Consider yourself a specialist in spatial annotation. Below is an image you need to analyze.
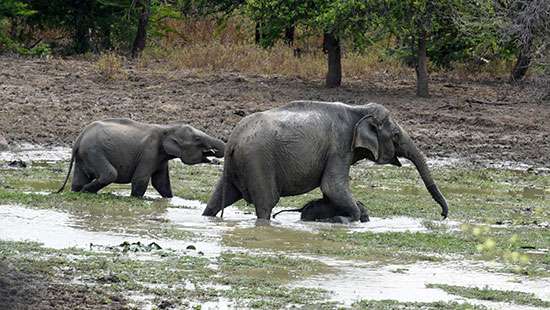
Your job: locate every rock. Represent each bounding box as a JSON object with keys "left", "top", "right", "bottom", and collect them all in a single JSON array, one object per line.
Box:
[
  {"left": 0, "top": 134, "right": 7, "bottom": 151},
  {"left": 8, "top": 160, "right": 27, "bottom": 168},
  {"left": 158, "top": 300, "right": 174, "bottom": 309},
  {"left": 233, "top": 109, "right": 246, "bottom": 117},
  {"left": 97, "top": 273, "right": 121, "bottom": 283},
  {"left": 186, "top": 245, "right": 196, "bottom": 250}
]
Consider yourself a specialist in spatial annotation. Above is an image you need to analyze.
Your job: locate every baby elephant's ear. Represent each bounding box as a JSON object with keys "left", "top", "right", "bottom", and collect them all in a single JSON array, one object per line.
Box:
[
  {"left": 352, "top": 116, "right": 379, "bottom": 161},
  {"left": 162, "top": 136, "right": 182, "bottom": 157}
]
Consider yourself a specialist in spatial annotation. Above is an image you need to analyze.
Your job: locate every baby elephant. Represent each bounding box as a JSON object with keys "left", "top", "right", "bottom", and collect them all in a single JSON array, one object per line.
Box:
[
  {"left": 272, "top": 197, "right": 370, "bottom": 223},
  {"left": 57, "top": 118, "right": 225, "bottom": 197}
]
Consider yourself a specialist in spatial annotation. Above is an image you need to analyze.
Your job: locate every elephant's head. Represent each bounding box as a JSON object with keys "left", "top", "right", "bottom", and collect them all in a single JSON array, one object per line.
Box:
[
  {"left": 353, "top": 103, "right": 449, "bottom": 219},
  {"left": 162, "top": 125, "right": 225, "bottom": 165}
]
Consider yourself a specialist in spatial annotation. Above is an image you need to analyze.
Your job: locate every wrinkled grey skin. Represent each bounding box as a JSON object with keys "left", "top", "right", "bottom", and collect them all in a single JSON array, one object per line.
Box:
[
  {"left": 202, "top": 101, "right": 448, "bottom": 222},
  {"left": 57, "top": 118, "right": 224, "bottom": 197},
  {"left": 272, "top": 198, "right": 370, "bottom": 223}
]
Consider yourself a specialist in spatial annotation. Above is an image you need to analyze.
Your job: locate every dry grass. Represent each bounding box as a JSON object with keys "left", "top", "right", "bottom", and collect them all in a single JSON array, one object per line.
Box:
[
  {"left": 139, "top": 16, "right": 528, "bottom": 84},
  {"left": 95, "top": 52, "right": 127, "bottom": 80},
  {"left": 138, "top": 42, "right": 411, "bottom": 82},
  {"left": 139, "top": 15, "right": 411, "bottom": 80}
]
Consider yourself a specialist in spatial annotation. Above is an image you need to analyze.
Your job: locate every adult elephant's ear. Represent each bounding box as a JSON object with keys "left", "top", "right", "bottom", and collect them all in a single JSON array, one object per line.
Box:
[
  {"left": 163, "top": 136, "right": 183, "bottom": 157},
  {"left": 352, "top": 115, "right": 379, "bottom": 161}
]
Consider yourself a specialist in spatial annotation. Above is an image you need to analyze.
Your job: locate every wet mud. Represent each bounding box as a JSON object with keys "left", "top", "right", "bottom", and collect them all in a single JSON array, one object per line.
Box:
[
  {"left": 0, "top": 56, "right": 549, "bottom": 167},
  {"left": 0, "top": 262, "right": 126, "bottom": 309}
]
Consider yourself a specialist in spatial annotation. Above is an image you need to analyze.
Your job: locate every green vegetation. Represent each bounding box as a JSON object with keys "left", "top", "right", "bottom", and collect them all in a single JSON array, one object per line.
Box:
[
  {"left": 352, "top": 299, "right": 486, "bottom": 310},
  {"left": 426, "top": 284, "right": 550, "bottom": 308},
  {"left": 0, "top": 239, "right": 331, "bottom": 308},
  {"left": 1, "top": 0, "right": 548, "bottom": 90},
  {"left": 0, "top": 160, "right": 548, "bottom": 307}
]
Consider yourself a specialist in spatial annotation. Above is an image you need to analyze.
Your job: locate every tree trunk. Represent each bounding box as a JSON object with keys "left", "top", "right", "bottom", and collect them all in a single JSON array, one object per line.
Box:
[
  {"left": 100, "top": 24, "right": 112, "bottom": 51},
  {"left": 9, "top": 18, "right": 18, "bottom": 40},
  {"left": 323, "top": 32, "right": 342, "bottom": 88},
  {"left": 73, "top": 0, "right": 91, "bottom": 54},
  {"left": 415, "top": 29, "right": 429, "bottom": 97},
  {"left": 284, "top": 26, "right": 294, "bottom": 46},
  {"left": 510, "top": 37, "right": 533, "bottom": 82},
  {"left": 255, "top": 22, "right": 261, "bottom": 45},
  {"left": 131, "top": 0, "right": 151, "bottom": 58}
]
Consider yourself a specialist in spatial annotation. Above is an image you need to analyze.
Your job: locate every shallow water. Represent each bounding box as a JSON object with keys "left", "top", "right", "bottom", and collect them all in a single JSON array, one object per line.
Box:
[
  {"left": 293, "top": 260, "right": 550, "bottom": 309},
  {"left": 1, "top": 198, "right": 549, "bottom": 309},
  {"left": 1, "top": 144, "right": 548, "bottom": 309},
  {"left": 2, "top": 144, "right": 547, "bottom": 174},
  {"left": 0, "top": 204, "right": 209, "bottom": 253},
  {"left": 0, "top": 143, "right": 71, "bottom": 162}
]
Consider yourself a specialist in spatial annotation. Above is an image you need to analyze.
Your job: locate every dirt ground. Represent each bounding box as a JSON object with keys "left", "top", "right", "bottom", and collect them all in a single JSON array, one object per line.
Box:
[
  {"left": 0, "top": 56, "right": 548, "bottom": 166},
  {"left": 0, "top": 262, "right": 126, "bottom": 309}
]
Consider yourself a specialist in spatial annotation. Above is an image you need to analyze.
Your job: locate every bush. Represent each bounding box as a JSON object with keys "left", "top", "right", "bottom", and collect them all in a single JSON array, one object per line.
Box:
[{"left": 96, "top": 52, "right": 127, "bottom": 80}]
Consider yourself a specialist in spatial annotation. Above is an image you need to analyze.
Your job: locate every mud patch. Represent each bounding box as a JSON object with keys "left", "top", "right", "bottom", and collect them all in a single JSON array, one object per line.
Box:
[{"left": 0, "top": 261, "right": 126, "bottom": 309}]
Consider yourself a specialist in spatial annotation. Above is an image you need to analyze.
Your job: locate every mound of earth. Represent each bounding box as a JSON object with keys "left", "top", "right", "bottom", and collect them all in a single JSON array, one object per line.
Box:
[{"left": 0, "top": 262, "right": 126, "bottom": 309}]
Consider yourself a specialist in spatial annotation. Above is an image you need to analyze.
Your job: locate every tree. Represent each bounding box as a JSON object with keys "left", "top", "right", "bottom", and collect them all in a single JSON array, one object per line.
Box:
[
  {"left": 500, "top": 0, "right": 550, "bottom": 81},
  {"left": 386, "top": 0, "right": 474, "bottom": 97},
  {"left": 0, "top": 0, "right": 35, "bottom": 52},
  {"left": 132, "top": 0, "right": 152, "bottom": 57},
  {"left": 246, "top": 0, "right": 378, "bottom": 87}
]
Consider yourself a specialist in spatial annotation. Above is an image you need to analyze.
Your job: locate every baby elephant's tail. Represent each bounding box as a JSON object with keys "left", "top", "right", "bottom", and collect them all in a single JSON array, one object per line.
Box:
[
  {"left": 56, "top": 149, "right": 76, "bottom": 193},
  {"left": 272, "top": 207, "right": 305, "bottom": 219}
]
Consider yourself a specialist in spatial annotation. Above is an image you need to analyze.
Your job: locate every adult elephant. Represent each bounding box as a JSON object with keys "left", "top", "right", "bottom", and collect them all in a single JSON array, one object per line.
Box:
[
  {"left": 202, "top": 101, "right": 448, "bottom": 222},
  {"left": 57, "top": 118, "right": 225, "bottom": 198}
]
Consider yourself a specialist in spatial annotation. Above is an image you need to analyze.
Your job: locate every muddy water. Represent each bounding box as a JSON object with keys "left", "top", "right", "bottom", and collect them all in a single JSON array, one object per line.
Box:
[
  {"left": 2, "top": 143, "right": 546, "bottom": 174},
  {"left": 0, "top": 204, "right": 215, "bottom": 254},
  {"left": 0, "top": 143, "right": 71, "bottom": 162},
  {"left": 293, "top": 259, "right": 550, "bottom": 308},
  {"left": 1, "top": 145, "right": 549, "bottom": 309},
  {"left": 1, "top": 199, "right": 550, "bottom": 309}
]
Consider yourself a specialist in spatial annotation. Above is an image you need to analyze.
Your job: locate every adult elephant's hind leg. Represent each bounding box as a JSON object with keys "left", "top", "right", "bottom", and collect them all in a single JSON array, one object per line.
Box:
[
  {"left": 81, "top": 156, "right": 117, "bottom": 194},
  {"left": 203, "top": 177, "right": 242, "bottom": 216},
  {"left": 248, "top": 174, "right": 279, "bottom": 220},
  {"left": 71, "top": 162, "right": 91, "bottom": 192}
]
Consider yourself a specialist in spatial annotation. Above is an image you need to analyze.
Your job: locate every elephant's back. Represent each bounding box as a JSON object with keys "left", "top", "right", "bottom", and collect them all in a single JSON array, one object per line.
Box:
[{"left": 75, "top": 120, "right": 152, "bottom": 180}]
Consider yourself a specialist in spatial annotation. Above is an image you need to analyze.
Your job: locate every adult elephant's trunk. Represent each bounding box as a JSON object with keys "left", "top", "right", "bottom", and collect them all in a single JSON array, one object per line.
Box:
[{"left": 401, "top": 135, "right": 448, "bottom": 219}]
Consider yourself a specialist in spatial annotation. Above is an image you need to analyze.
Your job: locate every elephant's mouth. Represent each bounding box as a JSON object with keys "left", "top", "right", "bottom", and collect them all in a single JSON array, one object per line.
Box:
[
  {"left": 201, "top": 149, "right": 218, "bottom": 163},
  {"left": 375, "top": 156, "right": 402, "bottom": 167}
]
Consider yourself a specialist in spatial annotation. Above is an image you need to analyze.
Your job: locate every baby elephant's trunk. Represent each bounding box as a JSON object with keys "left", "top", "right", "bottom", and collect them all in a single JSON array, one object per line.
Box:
[{"left": 209, "top": 138, "right": 225, "bottom": 157}]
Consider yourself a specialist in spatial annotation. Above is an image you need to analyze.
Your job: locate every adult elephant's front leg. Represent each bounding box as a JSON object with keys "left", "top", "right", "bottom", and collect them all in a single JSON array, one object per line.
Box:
[
  {"left": 131, "top": 177, "right": 150, "bottom": 197},
  {"left": 320, "top": 158, "right": 361, "bottom": 222},
  {"left": 152, "top": 162, "right": 173, "bottom": 198}
]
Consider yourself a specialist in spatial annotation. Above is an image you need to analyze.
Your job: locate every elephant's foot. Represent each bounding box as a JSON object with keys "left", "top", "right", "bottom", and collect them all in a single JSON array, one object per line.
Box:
[
  {"left": 202, "top": 203, "right": 223, "bottom": 216},
  {"left": 357, "top": 201, "right": 370, "bottom": 222}
]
